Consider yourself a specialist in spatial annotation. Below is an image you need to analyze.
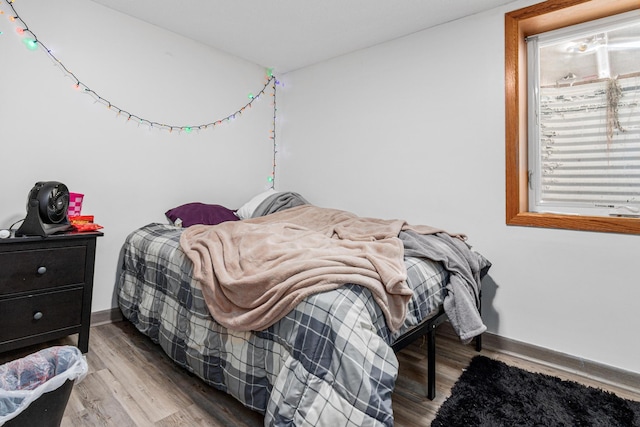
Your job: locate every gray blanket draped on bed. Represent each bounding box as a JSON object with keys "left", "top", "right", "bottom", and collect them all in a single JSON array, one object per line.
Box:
[{"left": 400, "top": 230, "right": 486, "bottom": 342}]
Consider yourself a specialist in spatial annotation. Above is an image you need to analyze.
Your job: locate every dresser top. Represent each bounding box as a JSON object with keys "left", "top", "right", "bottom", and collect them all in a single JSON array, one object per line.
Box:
[{"left": 0, "top": 230, "right": 103, "bottom": 245}]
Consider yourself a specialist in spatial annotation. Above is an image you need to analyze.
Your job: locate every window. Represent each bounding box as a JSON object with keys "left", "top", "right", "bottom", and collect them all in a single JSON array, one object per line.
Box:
[
  {"left": 529, "top": 12, "right": 640, "bottom": 216},
  {"left": 505, "top": 0, "right": 640, "bottom": 234}
]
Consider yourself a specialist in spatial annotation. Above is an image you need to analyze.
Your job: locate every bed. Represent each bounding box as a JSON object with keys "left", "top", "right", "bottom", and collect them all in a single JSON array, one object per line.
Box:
[{"left": 116, "top": 191, "right": 490, "bottom": 426}]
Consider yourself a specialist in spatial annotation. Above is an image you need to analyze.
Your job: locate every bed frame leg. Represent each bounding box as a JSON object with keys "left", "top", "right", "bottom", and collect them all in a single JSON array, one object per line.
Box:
[
  {"left": 427, "top": 327, "right": 436, "bottom": 400},
  {"left": 475, "top": 334, "right": 482, "bottom": 352},
  {"left": 475, "top": 289, "right": 483, "bottom": 352},
  {"left": 391, "top": 309, "right": 446, "bottom": 401}
]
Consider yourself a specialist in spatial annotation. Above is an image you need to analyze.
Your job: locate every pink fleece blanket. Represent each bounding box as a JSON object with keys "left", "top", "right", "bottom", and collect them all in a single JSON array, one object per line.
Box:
[{"left": 180, "top": 205, "right": 446, "bottom": 332}]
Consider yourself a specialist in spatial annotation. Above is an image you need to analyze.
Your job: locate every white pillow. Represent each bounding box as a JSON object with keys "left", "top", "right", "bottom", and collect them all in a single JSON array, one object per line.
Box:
[{"left": 236, "top": 189, "right": 277, "bottom": 219}]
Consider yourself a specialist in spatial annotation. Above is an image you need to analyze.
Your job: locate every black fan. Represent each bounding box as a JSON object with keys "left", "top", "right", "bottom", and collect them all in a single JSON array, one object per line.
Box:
[{"left": 15, "top": 181, "right": 73, "bottom": 237}]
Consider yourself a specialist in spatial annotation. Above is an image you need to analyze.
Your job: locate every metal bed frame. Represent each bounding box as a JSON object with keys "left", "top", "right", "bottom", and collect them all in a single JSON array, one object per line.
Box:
[{"left": 391, "top": 295, "right": 483, "bottom": 400}]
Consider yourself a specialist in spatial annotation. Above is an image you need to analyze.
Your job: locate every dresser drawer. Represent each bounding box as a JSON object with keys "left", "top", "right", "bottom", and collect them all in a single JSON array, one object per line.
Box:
[
  {"left": 0, "top": 246, "right": 86, "bottom": 295},
  {"left": 0, "top": 287, "right": 84, "bottom": 343}
]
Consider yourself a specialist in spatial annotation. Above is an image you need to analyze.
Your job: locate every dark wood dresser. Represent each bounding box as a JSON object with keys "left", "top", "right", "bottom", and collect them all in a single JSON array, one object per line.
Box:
[{"left": 0, "top": 231, "right": 102, "bottom": 353}]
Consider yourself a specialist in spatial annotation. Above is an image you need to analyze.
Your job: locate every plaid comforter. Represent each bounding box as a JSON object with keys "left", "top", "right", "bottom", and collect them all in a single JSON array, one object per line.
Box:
[{"left": 117, "top": 223, "right": 448, "bottom": 426}]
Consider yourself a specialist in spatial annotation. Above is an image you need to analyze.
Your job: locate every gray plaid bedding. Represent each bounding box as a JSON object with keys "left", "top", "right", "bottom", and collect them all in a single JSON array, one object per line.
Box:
[{"left": 116, "top": 223, "right": 448, "bottom": 426}]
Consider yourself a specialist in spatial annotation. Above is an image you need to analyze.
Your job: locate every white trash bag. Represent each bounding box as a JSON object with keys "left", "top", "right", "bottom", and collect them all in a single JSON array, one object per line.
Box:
[{"left": 0, "top": 346, "right": 88, "bottom": 426}]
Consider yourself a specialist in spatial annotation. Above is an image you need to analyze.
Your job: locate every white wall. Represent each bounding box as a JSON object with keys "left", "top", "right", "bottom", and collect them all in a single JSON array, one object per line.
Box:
[
  {"left": 0, "top": 0, "right": 274, "bottom": 312},
  {"left": 3, "top": 0, "right": 637, "bottom": 377},
  {"left": 278, "top": 2, "right": 640, "bottom": 374}
]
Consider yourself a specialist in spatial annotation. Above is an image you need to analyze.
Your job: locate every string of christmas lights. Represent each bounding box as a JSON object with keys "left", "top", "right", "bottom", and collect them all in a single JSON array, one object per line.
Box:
[
  {"left": 1, "top": 0, "right": 279, "bottom": 187},
  {"left": 269, "top": 80, "right": 278, "bottom": 185}
]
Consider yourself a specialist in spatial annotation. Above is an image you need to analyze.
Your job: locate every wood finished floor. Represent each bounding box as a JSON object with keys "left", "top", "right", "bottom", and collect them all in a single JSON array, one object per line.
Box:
[{"left": 2, "top": 321, "right": 639, "bottom": 426}]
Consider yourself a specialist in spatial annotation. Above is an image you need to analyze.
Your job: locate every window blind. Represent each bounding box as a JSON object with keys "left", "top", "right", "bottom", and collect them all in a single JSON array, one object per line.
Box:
[{"left": 535, "top": 75, "right": 640, "bottom": 210}]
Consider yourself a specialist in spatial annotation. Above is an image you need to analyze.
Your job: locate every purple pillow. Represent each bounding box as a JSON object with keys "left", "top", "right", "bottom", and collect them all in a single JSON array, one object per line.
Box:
[{"left": 165, "top": 203, "right": 239, "bottom": 227}]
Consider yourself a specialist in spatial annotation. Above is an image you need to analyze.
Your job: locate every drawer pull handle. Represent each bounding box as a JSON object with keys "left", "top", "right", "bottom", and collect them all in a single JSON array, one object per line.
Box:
[
  {"left": 37, "top": 266, "right": 47, "bottom": 275},
  {"left": 33, "top": 311, "right": 43, "bottom": 320}
]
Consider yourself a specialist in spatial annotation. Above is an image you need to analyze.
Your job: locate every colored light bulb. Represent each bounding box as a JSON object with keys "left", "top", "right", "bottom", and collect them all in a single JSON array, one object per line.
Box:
[{"left": 22, "top": 38, "right": 37, "bottom": 50}]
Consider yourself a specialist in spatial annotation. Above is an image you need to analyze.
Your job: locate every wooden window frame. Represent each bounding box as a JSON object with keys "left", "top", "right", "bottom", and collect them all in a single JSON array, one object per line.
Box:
[{"left": 505, "top": 0, "right": 640, "bottom": 234}]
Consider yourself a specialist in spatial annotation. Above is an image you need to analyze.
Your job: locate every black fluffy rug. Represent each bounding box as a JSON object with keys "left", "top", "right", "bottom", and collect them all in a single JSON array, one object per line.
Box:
[{"left": 432, "top": 355, "right": 640, "bottom": 427}]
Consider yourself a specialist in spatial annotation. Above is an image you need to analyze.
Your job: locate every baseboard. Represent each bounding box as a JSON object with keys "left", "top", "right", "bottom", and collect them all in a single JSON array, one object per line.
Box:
[
  {"left": 90, "top": 308, "right": 123, "bottom": 326},
  {"left": 438, "top": 323, "right": 640, "bottom": 395}
]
